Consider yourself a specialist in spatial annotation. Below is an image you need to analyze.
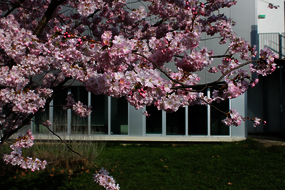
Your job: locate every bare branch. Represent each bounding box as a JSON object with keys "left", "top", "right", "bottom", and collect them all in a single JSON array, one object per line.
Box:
[
  {"left": 42, "top": 123, "right": 98, "bottom": 170},
  {"left": 198, "top": 97, "right": 228, "bottom": 115}
]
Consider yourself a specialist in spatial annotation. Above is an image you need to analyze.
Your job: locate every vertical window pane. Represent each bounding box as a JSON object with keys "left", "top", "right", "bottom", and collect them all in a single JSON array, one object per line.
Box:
[
  {"left": 188, "top": 105, "right": 207, "bottom": 135},
  {"left": 188, "top": 89, "right": 208, "bottom": 135},
  {"left": 91, "top": 94, "right": 108, "bottom": 134},
  {"left": 53, "top": 88, "right": 68, "bottom": 133},
  {"left": 211, "top": 99, "right": 230, "bottom": 136},
  {"left": 71, "top": 86, "right": 88, "bottom": 134},
  {"left": 111, "top": 97, "right": 128, "bottom": 135},
  {"left": 146, "top": 105, "right": 162, "bottom": 134},
  {"left": 33, "top": 106, "right": 49, "bottom": 134},
  {"left": 166, "top": 107, "right": 185, "bottom": 135}
]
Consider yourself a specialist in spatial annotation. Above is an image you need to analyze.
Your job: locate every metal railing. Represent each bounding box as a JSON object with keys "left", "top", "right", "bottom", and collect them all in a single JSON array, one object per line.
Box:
[{"left": 259, "top": 33, "right": 285, "bottom": 58}]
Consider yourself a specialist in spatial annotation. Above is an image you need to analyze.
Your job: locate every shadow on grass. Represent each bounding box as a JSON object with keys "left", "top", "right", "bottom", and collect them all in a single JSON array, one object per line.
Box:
[
  {"left": 0, "top": 165, "right": 101, "bottom": 190},
  {"left": 2, "top": 172, "right": 66, "bottom": 190}
]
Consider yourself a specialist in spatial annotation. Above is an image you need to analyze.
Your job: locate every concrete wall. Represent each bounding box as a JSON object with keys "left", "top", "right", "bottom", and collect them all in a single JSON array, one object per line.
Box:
[{"left": 257, "top": 0, "right": 284, "bottom": 34}]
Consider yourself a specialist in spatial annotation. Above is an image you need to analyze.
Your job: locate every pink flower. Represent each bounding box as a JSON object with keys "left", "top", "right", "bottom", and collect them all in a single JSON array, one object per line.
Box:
[
  {"left": 222, "top": 109, "right": 243, "bottom": 127},
  {"left": 3, "top": 129, "right": 47, "bottom": 171},
  {"left": 253, "top": 117, "right": 261, "bottom": 127},
  {"left": 93, "top": 168, "right": 120, "bottom": 190},
  {"left": 142, "top": 111, "right": 150, "bottom": 117}
]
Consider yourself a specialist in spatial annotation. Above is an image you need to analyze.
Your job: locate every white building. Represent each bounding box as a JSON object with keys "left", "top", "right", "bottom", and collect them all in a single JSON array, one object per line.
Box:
[{"left": 22, "top": 0, "right": 285, "bottom": 141}]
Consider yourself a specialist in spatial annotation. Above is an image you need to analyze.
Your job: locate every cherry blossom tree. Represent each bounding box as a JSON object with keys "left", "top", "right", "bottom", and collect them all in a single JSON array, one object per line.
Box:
[{"left": 0, "top": 0, "right": 278, "bottom": 188}]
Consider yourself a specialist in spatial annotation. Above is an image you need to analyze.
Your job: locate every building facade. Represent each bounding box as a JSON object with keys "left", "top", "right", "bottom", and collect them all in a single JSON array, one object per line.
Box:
[{"left": 17, "top": 0, "right": 284, "bottom": 141}]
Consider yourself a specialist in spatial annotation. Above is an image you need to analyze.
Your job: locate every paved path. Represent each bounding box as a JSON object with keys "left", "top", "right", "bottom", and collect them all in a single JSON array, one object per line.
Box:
[{"left": 249, "top": 135, "right": 285, "bottom": 147}]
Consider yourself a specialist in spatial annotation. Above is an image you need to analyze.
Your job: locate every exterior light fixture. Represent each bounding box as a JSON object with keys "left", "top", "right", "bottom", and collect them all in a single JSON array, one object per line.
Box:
[{"left": 258, "top": 15, "right": 266, "bottom": 19}]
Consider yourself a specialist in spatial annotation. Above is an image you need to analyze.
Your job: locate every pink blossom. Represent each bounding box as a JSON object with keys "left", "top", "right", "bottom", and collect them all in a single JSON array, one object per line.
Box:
[
  {"left": 222, "top": 109, "right": 243, "bottom": 126},
  {"left": 3, "top": 129, "right": 47, "bottom": 171},
  {"left": 142, "top": 111, "right": 150, "bottom": 117},
  {"left": 93, "top": 168, "right": 120, "bottom": 190}
]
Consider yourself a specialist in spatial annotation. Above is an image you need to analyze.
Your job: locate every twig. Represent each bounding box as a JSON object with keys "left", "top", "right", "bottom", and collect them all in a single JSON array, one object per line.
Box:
[
  {"left": 124, "top": 62, "right": 138, "bottom": 74},
  {"left": 45, "top": 125, "right": 98, "bottom": 170},
  {"left": 198, "top": 97, "right": 228, "bottom": 115},
  {"left": 31, "top": 119, "right": 99, "bottom": 170}
]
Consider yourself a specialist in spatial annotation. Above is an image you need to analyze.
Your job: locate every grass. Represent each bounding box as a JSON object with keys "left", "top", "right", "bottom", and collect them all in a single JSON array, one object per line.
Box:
[{"left": 1, "top": 138, "right": 285, "bottom": 190}]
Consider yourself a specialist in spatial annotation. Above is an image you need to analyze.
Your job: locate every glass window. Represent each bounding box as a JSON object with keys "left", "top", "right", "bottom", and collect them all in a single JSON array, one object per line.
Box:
[
  {"left": 91, "top": 94, "right": 108, "bottom": 134},
  {"left": 188, "top": 105, "right": 208, "bottom": 135},
  {"left": 210, "top": 91, "right": 230, "bottom": 135},
  {"left": 71, "top": 86, "right": 88, "bottom": 134},
  {"left": 33, "top": 106, "right": 49, "bottom": 134},
  {"left": 111, "top": 97, "right": 128, "bottom": 135},
  {"left": 53, "top": 88, "right": 68, "bottom": 133},
  {"left": 166, "top": 107, "right": 185, "bottom": 135},
  {"left": 188, "top": 89, "right": 208, "bottom": 135},
  {"left": 146, "top": 105, "right": 162, "bottom": 134}
]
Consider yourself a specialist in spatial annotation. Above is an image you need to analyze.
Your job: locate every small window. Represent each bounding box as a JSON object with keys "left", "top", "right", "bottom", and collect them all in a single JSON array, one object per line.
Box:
[
  {"left": 188, "top": 105, "right": 207, "bottom": 135},
  {"left": 53, "top": 88, "right": 68, "bottom": 133},
  {"left": 188, "top": 89, "right": 208, "bottom": 135},
  {"left": 210, "top": 89, "right": 230, "bottom": 135},
  {"left": 33, "top": 106, "right": 49, "bottom": 134},
  {"left": 111, "top": 97, "right": 128, "bottom": 135},
  {"left": 166, "top": 107, "right": 185, "bottom": 135},
  {"left": 146, "top": 105, "right": 162, "bottom": 134},
  {"left": 91, "top": 94, "right": 108, "bottom": 134}
]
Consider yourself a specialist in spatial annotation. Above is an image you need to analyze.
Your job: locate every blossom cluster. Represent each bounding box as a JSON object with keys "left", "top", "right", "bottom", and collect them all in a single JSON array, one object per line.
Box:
[
  {"left": 3, "top": 129, "right": 47, "bottom": 171},
  {"left": 129, "top": 6, "right": 148, "bottom": 20},
  {"left": 222, "top": 109, "right": 243, "bottom": 127},
  {"left": 77, "top": 0, "right": 105, "bottom": 17},
  {"left": 250, "top": 47, "right": 278, "bottom": 76},
  {"left": 63, "top": 94, "right": 92, "bottom": 117},
  {"left": 93, "top": 167, "right": 120, "bottom": 190},
  {"left": 176, "top": 48, "right": 214, "bottom": 72}
]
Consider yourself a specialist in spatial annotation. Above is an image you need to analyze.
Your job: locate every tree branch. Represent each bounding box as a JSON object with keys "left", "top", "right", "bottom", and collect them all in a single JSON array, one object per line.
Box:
[
  {"left": 41, "top": 123, "right": 98, "bottom": 170},
  {"left": 72, "top": 8, "right": 101, "bottom": 30},
  {"left": 198, "top": 97, "right": 228, "bottom": 115},
  {"left": 33, "top": 0, "right": 66, "bottom": 37},
  {"left": 3, "top": 0, "right": 26, "bottom": 17}
]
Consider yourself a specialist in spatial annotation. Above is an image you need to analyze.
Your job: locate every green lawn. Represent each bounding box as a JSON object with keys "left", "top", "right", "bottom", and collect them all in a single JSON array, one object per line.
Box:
[{"left": 1, "top": 138, "right": 285, "bottom": 190}]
